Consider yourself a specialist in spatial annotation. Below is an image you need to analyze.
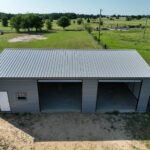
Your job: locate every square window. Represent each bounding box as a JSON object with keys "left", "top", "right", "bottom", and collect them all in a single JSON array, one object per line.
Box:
[{"left": 16, "top": 92, "right": 27, "bottom": 100}]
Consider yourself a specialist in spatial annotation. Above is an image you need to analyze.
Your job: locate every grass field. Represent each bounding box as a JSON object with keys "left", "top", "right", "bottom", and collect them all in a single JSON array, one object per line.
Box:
[
  {"left": 1, "top": 18, "right": 150, "bottom": 64},
  {"left": 0, "top": 18, "right": 150, "bottom": 62},
  {"left": 0, "top": 31, "right": 101, "bottom": 52},
  {"left": 92, "top": 28, "right": 150, "bottom": 64},
  {"left": 89, "top": 17, "right": 150, "bottom": 28}
]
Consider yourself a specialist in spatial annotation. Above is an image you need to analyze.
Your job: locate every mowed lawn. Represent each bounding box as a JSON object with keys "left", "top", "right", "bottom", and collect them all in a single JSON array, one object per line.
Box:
[
  {"left": 0, "top": 18, "right": 150, "bottom": 62},
  {"left": 0, "top": 31, "right": 101, "bottom": 52},
  {"left": 92, "top": 28, "right": 150, "bottom": 65}
]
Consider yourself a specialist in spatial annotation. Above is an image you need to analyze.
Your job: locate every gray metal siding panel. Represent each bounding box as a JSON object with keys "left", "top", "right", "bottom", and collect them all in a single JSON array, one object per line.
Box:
[
  {"left": 126, "top": 82, "right": 141, "bottom": 99},
  {"left": 1, "top": 49, "right": 150, "bottom": 78},
  {"left": 133, "top": 82, "right": 141, "bottom": 99},
  {"left": 82, "top": 79, "right": 98, "bottom": 112},
  {"left": 137, "top": 79, "right": 150, "bottom": 112},
  {"left": 0, "top": 80, "right": 39, "bottom": 112}
]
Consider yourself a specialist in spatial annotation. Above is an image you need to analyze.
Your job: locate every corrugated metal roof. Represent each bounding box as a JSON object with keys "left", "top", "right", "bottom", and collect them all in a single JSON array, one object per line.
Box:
[{"left": 0, "top": 48, "right": 150, "bottom": 79}]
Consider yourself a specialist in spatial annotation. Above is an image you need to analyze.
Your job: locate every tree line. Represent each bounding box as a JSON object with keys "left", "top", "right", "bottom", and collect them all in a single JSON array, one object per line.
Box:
[
  {"left": 1, "top": 13, "right": 94, "bottom": 32},
  {"left": 1, "top": 12, "right": 149, "bottom": 33},
  {"left": 10, "top": 16, "right": 99, "bottom": 32},
  {"left": 10, "top": 13, "right": 45, "bottom": 32},
  {"left": 1, "top": 12, "right": 149, "bottom": 21},
  {"left": 9, "top": 13, "right": 72, "bottom": 32},
  {"left": 0, "top": 12, "right": 99, "bottom": 20}
]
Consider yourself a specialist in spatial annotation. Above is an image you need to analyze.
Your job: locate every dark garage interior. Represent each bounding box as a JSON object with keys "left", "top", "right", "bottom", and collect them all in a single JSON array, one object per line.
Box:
[
  {"left": 38, "top": 82, "right": 82, "bottom": 112},
  {"left": 96, "top": 82, "right": 141, "bottom": 112}
]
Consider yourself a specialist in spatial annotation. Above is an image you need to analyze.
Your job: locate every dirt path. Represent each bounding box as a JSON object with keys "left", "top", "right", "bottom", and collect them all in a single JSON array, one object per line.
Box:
[
  {"left": 0, "top": 113, "right": 147, "bottom": 150},
  {"left": 8, "top": 34, "right": 47, "bottom": 43}
]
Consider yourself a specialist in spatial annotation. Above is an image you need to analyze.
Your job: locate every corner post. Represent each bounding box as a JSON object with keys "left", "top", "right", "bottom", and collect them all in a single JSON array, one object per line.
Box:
[
  {"left": 137, "top": 79, "right": 150, "bottom": 112},
  {"left": 82, "top": 79, "right": 98, "bottom": 113}
]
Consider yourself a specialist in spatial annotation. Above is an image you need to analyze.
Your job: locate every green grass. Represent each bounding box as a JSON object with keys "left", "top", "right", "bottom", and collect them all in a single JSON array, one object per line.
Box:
[
  {"left": 0, "top": 21, "right": 14, "bottom": 32},
  {"left": 90, "top": 17, "right": 150, "bottom": 28},
  {"left": 92, "top": 28, "right": 150, "bottom": 65},
  {"left": 0, "top": 31, "right": 101, "bottom": 52},
  {"left": 53, "top": 17, "right": 148, "bottom": 31},
  {"left": 1, "top": 17, "right": 150, "bottom": 31},
  {"left": 0, "top": 18, "right": 150, "bottom": 65}
]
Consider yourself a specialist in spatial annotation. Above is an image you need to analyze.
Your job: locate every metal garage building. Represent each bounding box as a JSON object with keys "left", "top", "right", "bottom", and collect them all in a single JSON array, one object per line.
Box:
[{"left": 0, "top": 48, "right": 150, "bottom": 113}]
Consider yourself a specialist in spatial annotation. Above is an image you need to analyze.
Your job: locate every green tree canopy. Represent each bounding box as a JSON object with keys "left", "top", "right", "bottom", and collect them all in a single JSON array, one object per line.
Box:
[
  {"left": 77, "top": 18, "right": 83, "bottom": 25},
  {"left": 10, "top": 13, "right": 44, "bottom": 32},
  {"left": 22, "top": 13, "right": 43, "bottom": 32},
  {"left": 10, "top": 15, "right": 22, "bottom": 32},
  {"left": 2, "top": 16, "right": 8, "bottom": 27},
  {"left": 45, "top": 19, "right": 52, "bottom": 31},
  {"left": 57, "top": 16, "right": 70, "bottom": 29},
  {"left": 126, "top": 16, "right": 132, "bottom": 21},
  {"left": 32, "top": 14, "right": 43, "bottom": 32},
  {"left": 100, "top": 20, "right": 103, "bottom": 26},
  {"left": 87, "top": 18, "right": 90, "bottom": 23},
  {"left": 21, "top": 14, "right": 30, "bottom": 31}
]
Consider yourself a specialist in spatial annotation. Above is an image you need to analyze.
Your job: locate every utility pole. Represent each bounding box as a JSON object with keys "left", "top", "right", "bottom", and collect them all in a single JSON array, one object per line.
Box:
[
  {"left": 99, "top": 9, "right": 102, "bottom": 41},
  {"left": 143, "top": 17, "right": 148, "bottom": 39}
]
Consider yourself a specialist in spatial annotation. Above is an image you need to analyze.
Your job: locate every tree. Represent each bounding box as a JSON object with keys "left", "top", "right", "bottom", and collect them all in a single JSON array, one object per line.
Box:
[
  {"left": 109, "top": 17, "right": 114, "bottom": 20},
  {"left": 23, "top": 13, "right": 34, "bottom": 31},
  {"left": 116, "top": 15, "right": 120, "bottom": 19},
  {"left": 77, "top": 18, "right": 83, "bottom": 25},
  {"left": 25, "top": 13, "right": 43, "bottom": 32},
  {"left": 57, "top": 16, "right": 70, "bottom": 29},
  {"left": 2, "top": 16, "right": 8, "bottom": 27},
  {"left": 21, "top": 13, "right": 44, "bottom": 32},
  {"left": 85, "top": 24, "right": 92, "bottom": 34},
  {"left": 49, "top": 16, "right": 53, "bottom": 22},
  {"left": 45, "top": 19, "right": 52, "bottom": 31},
  {"left": 126, "top": 16, "right": 132, "bottom": 21},
  {"left": 137, "top": 15, "right": 142, "bottom": 20},
  {"left": 100, "top": 20, "right": 103, "bottom": 26},
  {"left": 21, "top": 15, "right": 30, "bottom": 32},
  {"left": 33, "top": 14, "right": 43, "bottom": 32},
  {"left": 87, "top": 18, "right": 90, "bottom": 23},
  {"left": 10, "top": 15, "right": 22, "bottom": 32}
]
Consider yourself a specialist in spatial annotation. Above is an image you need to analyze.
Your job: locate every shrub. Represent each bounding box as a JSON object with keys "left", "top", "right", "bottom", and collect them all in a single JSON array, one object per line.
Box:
[
  {"left": 2, "top": 16, "right": 8, "bottom": 27},
  {"left": 87, "top": 18, "right": 90, "bottom": 23},
  {"left": 45, "top": 19, "right": 52, "bottom": 31},
  {"left": 103, "top": 44, "right": 107, "bottom": 49},
  {"left": 77, "top": 18, "right": 83, "bottom": 25},
  {"left": 93, "top": 35, "right": 97, "bottom": 40},
  {"left": 85, "top": 24, "right": 92, "bottom": 34}
]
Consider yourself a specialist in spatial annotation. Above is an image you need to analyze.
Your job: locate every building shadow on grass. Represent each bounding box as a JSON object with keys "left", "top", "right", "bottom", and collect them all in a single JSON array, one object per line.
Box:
[{"left": 0, "top": 113, "right": 150, "bottom": 142}]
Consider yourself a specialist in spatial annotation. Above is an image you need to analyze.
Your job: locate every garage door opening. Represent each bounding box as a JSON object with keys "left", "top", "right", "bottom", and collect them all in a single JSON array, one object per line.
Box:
[
  {"left": 96, "top": 81, "right": 142, "bottom": 112},
  {"left": 38, "top": 81, "right": 82, "bottom": 112}
]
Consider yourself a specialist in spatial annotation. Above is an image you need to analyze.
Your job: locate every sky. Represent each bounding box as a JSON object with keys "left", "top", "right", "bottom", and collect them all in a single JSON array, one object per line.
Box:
[{"left": 0, "top": 0, "right": 150, "bottom": 15}]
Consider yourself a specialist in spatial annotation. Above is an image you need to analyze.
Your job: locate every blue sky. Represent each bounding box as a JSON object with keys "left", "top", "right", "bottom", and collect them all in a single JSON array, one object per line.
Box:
[{"left": 0, "top": 0, "right": 149, "bottom": 15}]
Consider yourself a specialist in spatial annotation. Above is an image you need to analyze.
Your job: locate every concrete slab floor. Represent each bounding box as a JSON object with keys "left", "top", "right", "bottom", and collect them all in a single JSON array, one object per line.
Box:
[
  {"left": 38, "top": 83, "right": 82, "bottom": 112},
  {"left": 96, "top": 83, "right": 138, "bottom": 112}
]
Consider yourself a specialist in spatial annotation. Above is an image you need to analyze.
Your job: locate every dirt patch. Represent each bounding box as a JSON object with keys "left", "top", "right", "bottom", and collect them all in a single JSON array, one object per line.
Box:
[
  {"left": 0, "top": 113, "right": 148, "bottom": 150},
  {"left": 8, "top": 34, "right": 47, "bottom": 43}
]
